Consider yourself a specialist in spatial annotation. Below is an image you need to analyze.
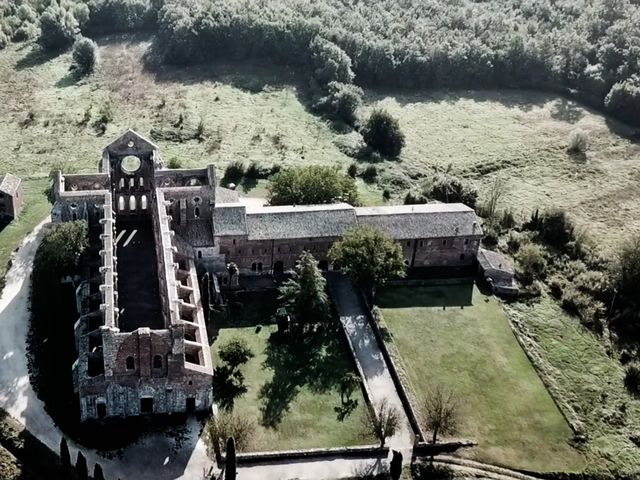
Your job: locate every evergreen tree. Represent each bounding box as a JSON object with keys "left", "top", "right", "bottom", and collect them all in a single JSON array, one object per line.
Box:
[
  {"left": 94, "top": 463, "right": 106, "bottom": 480},
  {"left": 225, "top": 437, "right": 237, "bottom": 480},
  {"left": 59, "top": 437, "right": 71, "bottom": 472},
  {"left": 278, "top": 251, "right": 330, "bottom": 330},
  {"left": 72, "top": 36, "right": 99, "bottom": 76},
  {"left": 75, "top": 451, "right": 88, "bottom": 480}
]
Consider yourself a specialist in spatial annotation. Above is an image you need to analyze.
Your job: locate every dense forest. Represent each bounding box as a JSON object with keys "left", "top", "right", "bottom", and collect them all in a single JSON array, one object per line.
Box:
[{"left": 1, "top": 0, "right": 640, "bottom": 126}]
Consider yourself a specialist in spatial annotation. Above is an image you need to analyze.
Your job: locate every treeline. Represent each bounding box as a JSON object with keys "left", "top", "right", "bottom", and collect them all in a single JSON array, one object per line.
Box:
[
  {"left": 2, "top": 0, "right": 640, "bottom": 126},
  {"left": 154, "top": 0, "right": 640, "bottom": 127}
]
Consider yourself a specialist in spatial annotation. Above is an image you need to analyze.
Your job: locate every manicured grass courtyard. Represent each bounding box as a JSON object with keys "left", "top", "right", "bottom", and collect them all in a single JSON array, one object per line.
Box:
[
  {"left": 377, "top": 283, "right": 585, "bottom": 472},
  {"left": 209, "top": 291, "right": 373, "bottom": 452}
]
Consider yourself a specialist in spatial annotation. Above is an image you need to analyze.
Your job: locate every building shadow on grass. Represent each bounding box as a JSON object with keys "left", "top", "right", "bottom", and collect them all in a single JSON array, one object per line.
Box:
[
  {"left": 258, "top": 322, "right": 352, "bottom": 428},
  {"left": 377, "top": 281, "right": 474, "bottom": 309}
]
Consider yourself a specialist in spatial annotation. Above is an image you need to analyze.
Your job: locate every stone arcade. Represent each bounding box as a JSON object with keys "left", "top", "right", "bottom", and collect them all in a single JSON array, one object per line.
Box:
[{"left": 52, "top": 130, "right": 483, "bottom": 421}]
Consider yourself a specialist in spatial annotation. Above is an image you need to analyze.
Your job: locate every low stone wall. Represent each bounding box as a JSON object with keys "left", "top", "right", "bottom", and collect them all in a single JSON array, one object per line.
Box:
[
  {"left": 359, "top": 293, "right": 426, "bottom": 442},
  {"left": 222, "top": 445, "right": 389, "bottom": 465},
  {"left": 413, "top": 440, "right": 476, "bottom": 457}
]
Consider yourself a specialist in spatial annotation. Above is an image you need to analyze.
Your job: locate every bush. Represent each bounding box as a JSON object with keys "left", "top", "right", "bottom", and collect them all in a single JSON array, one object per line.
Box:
[
  {"left": 207, "top": 411, "right": 256, "bottom": 452},
  {"left": 38, "top": 5, "right": 81, "bottom": 51},
  {"left": 482, "top": 225, "right": 499, "bottom": 248},
  {"left": 361, "top": 165, "right": 378, "bottom": 183},
  {"left": 167, "top": 157, "right": 182, "bottom": 169},
  {"left": 361, "top": 109, "right": 405, "bottom": 158},
  {"left": 0, "top": 31, "right": 7, "bottom": 50},
  {"left": 534, "top": 209, "right": 575, "bottom": 249},
  {"left": 429, "top": 174, "right": 478, "bottom": 208},
  {"left": 12, "top": 23, "right": 39, "bottom": 42},
  {"left": 222, "top": 161, "right": 245, "bottom": 186},
  {"left": 404, "top": 191, "right": 427, "bottom": 205},
  {"left": 411, "top": 463, "right": 455, "bottom": 480},
  {"left": 347, "top": 163, "right": 358, "bottom": 178},
  {"left": 568, "top": 129, "right": 589, "bottom": 153},
  {"left": 614, "top": 236, "right": 640, "bottom": 320},
  {"left": 517, "top": 243, "right": 546, "bottom": 283},
  {"left": 72, "top": 36, "right": 98, "bottom": 76},
  {"left": 313, "top": 81, "right": 363, "bottom": 125},
  {"left": 624, "top": 364, "right": 640, "bottom": 394},
  {"left": 309, "top": 36, "right": 354, "bottom": 86},
  {"left": 93, "top": 101, "right": 113, "bottom": 134},
  {"left": 382, "top": 189, "right": 391, "bottom": 201},
  {"left": 605, "top": 76, "right": 640, "bottom": 127}
]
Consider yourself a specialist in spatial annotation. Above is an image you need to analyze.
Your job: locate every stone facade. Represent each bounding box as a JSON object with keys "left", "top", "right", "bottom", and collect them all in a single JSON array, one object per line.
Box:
[
  {"left": 53, "top": 129, "right": 484, "bottom": 422},
  {"left": 0, "top": 173, "right": 23, "bottom": 220}
]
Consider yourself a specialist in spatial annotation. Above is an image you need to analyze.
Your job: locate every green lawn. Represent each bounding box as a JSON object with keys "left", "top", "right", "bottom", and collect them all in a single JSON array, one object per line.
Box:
[
  {"left": 506, "top": 295, "right": 640, "bottom": 474},
  {"left": 209, "top": 291, "right": 372, "bottom": 452},
  {"left": 0, "top": 177, "right": 49, "bottom": 290},
  {"left": 377, "top": 284, "right": 585, "bottom": 472}
]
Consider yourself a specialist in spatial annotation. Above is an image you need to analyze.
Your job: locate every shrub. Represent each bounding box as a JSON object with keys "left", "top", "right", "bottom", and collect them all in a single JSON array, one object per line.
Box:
[
  {"left": 207, "top": 411, "right": 255, "bottom": 452},
  {"left": 222, "top": 161, "right": 245, "bottom": 186},
  {"left": 93, "top": 101, "right": 113, "bottom": 134},
  {"left": 0, "top": 31, "right": 8, "bottom": 50},
  {"left": 614, "top": 236, "right": 640, "bottom": 319},
  {"left": 605, "top": 76, "right": 640, "bottom": 127},
  {"left": 411, "top": 463, "right": 455, "bottom": 480},
  {"left": 482, "top": 226, "right": 499, "bottom": 248},
  {"left": 38, "top": 5, "right": 80, "bottom": 51},
  {"left": 167, "top": 157, "right": 182, "bottom": 169},
  {"left": 361, "top": 109, "right": 405, "bottom": 158},
  {"left": 313, "top": 81, "right": 363, "bottom": 125},
  {"left": 517, "top": 243, "right": 546, "bottom": 283},
  {"left": 536, "top": 209, "right": 575, "bottom": 249},
  {"left": 361, "top": 165, "right": 378, "bottom": 183},
  {"left": 404, "top": 191, "right": 427, "bottom": 205},
  {"left": 72, "top": 36, "right": 99, "bottom": 76},
  {"left": 309, "top": 36, "right": 354, "bottom": 86},
  {"left": 624, "top": 364, "right": 640, "bottom": 394},
  {"left": 568, "top": 129, "right": 589, "bottom": 153},
  {"left": 245, "top": 162, "right": 260, "bottom": 179},
  {"left": 429, "top": 174, "right": 478, "bottom": 208},
  {"left": 347, "top": 163, "right": 358, "bottom": 178},
  {"left": 382, "top": 189, "right": 391, "bottom": 201}
]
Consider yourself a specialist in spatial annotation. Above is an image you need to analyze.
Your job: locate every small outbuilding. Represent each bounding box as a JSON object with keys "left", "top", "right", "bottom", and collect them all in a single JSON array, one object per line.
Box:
[
  {"left": 0, "top": 173, "right": 23, "bottom": 220},
  {"left": 477, "top": 248, "right": 518, "bottom": 296}
]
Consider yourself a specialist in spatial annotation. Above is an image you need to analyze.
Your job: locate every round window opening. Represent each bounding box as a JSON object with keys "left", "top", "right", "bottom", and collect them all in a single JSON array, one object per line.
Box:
[{"left": 121, "top": 155, "right": 141, "bottom": 174}]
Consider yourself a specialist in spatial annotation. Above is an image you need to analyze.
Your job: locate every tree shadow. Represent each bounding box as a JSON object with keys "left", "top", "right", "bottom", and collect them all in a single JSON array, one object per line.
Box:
[
  {"left": 550, "top": 98, "right": 585, "bottom": 124},
  {"left": 15, "top": 45, "right": 60, "bottom": 71},
  {"left": 212, "top": 365, "right": 248, "bottom": 411},
  {"left": 55, "top": 70, "right": 83, "bottom": 88},
  {"left": 258, "top": 322, "right": 351, "bottom": 428},
  {"left": 334, "top": 398, "right": 359, "bottom": 422}
]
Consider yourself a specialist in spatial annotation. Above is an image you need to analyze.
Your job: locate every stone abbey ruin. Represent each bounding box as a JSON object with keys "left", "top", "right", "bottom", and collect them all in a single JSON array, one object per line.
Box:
[{"left": 52, "top": 130, "right": 482, "bottom": 421}]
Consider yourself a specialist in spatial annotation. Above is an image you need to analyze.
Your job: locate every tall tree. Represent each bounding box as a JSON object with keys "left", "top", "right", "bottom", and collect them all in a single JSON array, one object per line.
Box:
[
  {"left": 59, "top": 437, "right": 71, "bottom": 472},
  {"left": 94, "top": 463, "right": 106, "bottom": 480},
  {"left": 362, "top": 109, "right": 405, "bottom": 158},
  {"left": 225, "top": 437, "right": 237, "bottom": 480},
  {"left": 278, "top": 251, "right": 330, "bottom": 330},
  {"left": 75, "top": 451, "right": 88, "bottom": 480},
  {"left": 422, "top": 385, "right": 460, "bottom": 445},
  {"left": 329, "top": 226, "right": 405, "bottom": 301}
]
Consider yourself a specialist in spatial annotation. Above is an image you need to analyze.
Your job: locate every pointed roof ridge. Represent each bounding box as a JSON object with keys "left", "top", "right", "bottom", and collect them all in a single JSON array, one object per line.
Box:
[{"left": 105, "top": 128, "right": 159, "bottom": 153}]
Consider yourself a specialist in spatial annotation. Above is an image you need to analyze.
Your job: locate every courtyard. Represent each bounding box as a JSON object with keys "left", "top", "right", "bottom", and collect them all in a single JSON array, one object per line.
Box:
[
  {"left": 377, "top": 282, "right": 586, "bottom": 472},
  {"left": 209, "top": 291, "right": 374, "bottom": 452}
]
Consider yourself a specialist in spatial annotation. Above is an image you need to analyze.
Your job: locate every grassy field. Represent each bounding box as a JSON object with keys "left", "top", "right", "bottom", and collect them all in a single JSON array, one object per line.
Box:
[
  {"left": 1, "top": 38, "right": 639, "bottom": 250},
  {"left": 0, "top": 178, "right": 50, "bottom": 289},
  {"left": 506, "top": 295, "right": 640, "bottom": 474},
  {"left": 209, "top": 291, "right": 372, "bottom": 452},
  {"left": 377, "top": 283, "right": 585, "bottom": 472}
]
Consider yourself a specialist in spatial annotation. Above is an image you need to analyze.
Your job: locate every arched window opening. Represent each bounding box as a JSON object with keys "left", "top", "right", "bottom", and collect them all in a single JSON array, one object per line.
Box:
[
  {"left": 139, "top": 177, "right": 144, "bottom": 187},
  {"left": 153, "top": 355, "right": 163, "bottom": 369},
  {"left": 119, "top": 178, "right": 125, "bottom": 189},
  {"left": 141, "top": 195, "right": 148, "bottom": 210},
  {"left": 126, "top": 356, "right": 135, "bottom": 370},
  {"left": 194, "top": 206, "right": 200, "bottom": 219},
  {"left": 197, "top": 250, "right": 202, "bottom": 259},
  {"left": 129, "top": 178, "right": 135, "bottom": 188},
  {"left": 118, "top": 196, "right": 125, "bottom": 211},
  {"left": 129, "top": 195, "right": 136, "bottom": 211},
  {"left": 251, "top": 263, "right": 257, "bottom": 272},
  {"left": 72, "top": 212, "right": 78, "bottom": 221},
  {"left": 257, "top": 262, "right": 263, "bottom": 273}
]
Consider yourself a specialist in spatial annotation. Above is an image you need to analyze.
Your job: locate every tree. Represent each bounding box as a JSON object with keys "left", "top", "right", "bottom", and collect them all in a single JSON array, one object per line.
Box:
[
  {"left": 33, "top": 220, "right": 88, "bottom": 279},
  {"left": 267, "top": 165, "right": 359, "bottom": 206},
  {"left": 218, "top": 338, "right": 254, "bottom": 370},
  {"left": 38, "top": 5, "right": 80, "bottom": 51},
  {"left": 309, "top": 36, "right": 354, "bottom": 86},
  {"left": 225, "top": 437, "right": 237, "bottom": 480},
  {"left": 516, "top": 243, "right": 546, "bottom": 284},
  {"left": 329, "top": 226, "right": 405, "bottom": 301},
  {"left": 483, "top": 176, "right": 508, "bottom": 221},
  {"left": 313, "top": 81, "right": 363, "bottom": 125},
  {"left": 227, "top": 262, "right": 238, "bottom": 286},
  {"left": 390, "top": 450, "right": 403, "bottom": 480},
  {"left": 605, "top": 76, "right": 640, "bottom": 126},
  {"left": 278, "top": 251, "right": 330, "bottom": 329},
  {"left": 59, "top": 437, "right": 71, "bottom": 472},
  {"left": 429, "top": 174, "right": 478, "bottom": 209},
  {"left": 362, "top": 398, "right": 400, "bottom": 447},
  {"left": 94, "top": 463, "right": 105, "bottom": 480},
  {"left": 340, "top": 372, "right": 361, "bottom": 405},
  {"left": 361, "top": 109, "right": 405, "bottom": 158},
  {"left": 614, "top": 236, "right": 640, "bottom": 321},
  {"left": 422, "top": 385, "right": 460, "bottom": 445},
  {"left": 72, "top": 36, "right": 99, "bottom": 76},
  {"left": 75, "top": 451, "right": 88, "bottom": 480}
]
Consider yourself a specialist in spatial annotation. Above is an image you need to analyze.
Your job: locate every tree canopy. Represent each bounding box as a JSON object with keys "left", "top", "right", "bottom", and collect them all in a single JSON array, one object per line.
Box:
[
  {"left": 329, "top": 226, "right": 405, "bottom": 298},
  {"left": 72, "top": 35, "right": 98, "bottom": 75},
  {"left": 362, "top": 109, "right": 405, "bottom": 158},
  {"left": 267, "top": 165, "right": 359, "bottom": 206},
  {"left": 278, "top": 251, "right": 330, "bottom": 328},
  {"left": 33, "top": 220, "right": 88, "bottom": 279}
]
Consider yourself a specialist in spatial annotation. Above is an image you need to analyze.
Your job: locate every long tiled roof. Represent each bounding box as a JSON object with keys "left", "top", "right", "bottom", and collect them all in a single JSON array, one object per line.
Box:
[
  {"left": 0, "top": 173, "right": 21, "bottom": 196},
  {"left": 212, "top": 204, "right": 248, "bottom": 236},
  {"left": 245, "top": 203, "right": 357, "bottom": 241},
  {"left": 355, "top": 203, "right": 482, "bottom": 239}
]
